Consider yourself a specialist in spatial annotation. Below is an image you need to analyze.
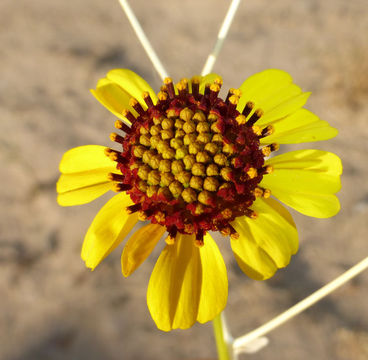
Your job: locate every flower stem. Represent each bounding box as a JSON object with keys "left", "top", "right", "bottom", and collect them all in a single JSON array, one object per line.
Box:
[
  {"left": 212, "top": 314, "right": 232, "bottom": 360},
  {"left": 117, "top": 0, "right": 169, "bottom": 81},
  {"left": 201, "top": 0, "right": 242, "bottom": 75},
  {"left": 233, "top": 255, "right": 368, "bottom": 350}
]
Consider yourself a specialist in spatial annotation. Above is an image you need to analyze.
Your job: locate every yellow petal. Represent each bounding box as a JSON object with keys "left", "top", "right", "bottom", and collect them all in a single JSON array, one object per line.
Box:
[
  {"left": 57, "top": 167, "right": 117, "bottom": 193},
  {"left": 121, "top": 223, "right": 166, "bottom": 277},
  {"left": 231, "top": 198, "right": 298, "bottom": 280},
  {"left": 57, "top": 166, "right": 118, "bottom": 206},
  {"left": 254, "top": 83, "right": 302, "bottom": 114},
  {"left": 238, "top": 69, "right": 296, "bottom": 112},
  {"left": 81, "top": 193, "right": 138, "bottom": 270},
  {"left": 261, "top": 150, "right": 342, "bottom": 218},
  {"left": 260, "top": 108, "right": 338, "bottom": 144},
  {"left": 106, "top": 69, "right": 158, "bottom": 106},
  {"left": 91, "top": 78, "right": 137, "bottom": 122},
  {"left": 256, "top": 92, "right": 311, "bottom": 126},
  {"left": 147, "top": 233, "right": 227, "bottom": 331},
  {"left": 199, "top": 73, "right": 222, "bottom": 94},
  {"left": 147, "top": 234, "right": 199, "bottom": 331},
  {"left": 59, "top": 145, "right": 115, "bottom": 173},
  {"left": 57, "top": 146, "right": 117, "bottom": 206},
  {"left": 197, "top": 233, "right": 228, "bottom": 324},
  {"left": 57, "top": 182, "right": 113, "bottom": 206}
]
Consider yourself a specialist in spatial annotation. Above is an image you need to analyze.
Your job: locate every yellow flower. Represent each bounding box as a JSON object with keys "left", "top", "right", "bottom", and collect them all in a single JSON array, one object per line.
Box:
[{"left": 57, "top": 69, "right": 342, "bottom": 331}]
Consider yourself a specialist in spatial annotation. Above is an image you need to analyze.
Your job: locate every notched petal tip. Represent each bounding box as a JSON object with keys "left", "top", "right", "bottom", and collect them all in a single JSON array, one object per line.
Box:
[
  {"left": 262, "top": 149, "right": 342, "bottom": 218},
  {"left": 147, "top": 233, "right": 228, "bottom": 331},
  {"left": 231, "top": 198, "right": 298, "bottom": 280}
]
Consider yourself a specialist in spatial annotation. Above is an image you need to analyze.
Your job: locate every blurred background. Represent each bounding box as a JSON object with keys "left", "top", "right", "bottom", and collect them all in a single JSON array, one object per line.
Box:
[{"left": 1, "top": 0, "right": 368, "bottom": 359}]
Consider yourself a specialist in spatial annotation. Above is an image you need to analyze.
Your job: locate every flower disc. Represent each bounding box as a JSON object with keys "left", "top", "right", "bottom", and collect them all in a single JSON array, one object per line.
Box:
[{"left": 109, "top": 77, "right": 274, "bottom": 242}]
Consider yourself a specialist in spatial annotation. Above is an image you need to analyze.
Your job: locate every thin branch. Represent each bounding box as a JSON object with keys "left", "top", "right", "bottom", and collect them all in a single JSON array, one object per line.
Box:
[
  {"left": 221, "top": 312, "right": 234, "bottom": 346},
  {"left": 201, "top": 0, "right": 242, "bottom": 76},
  {"left": 118, "top": 0, "right": 169, "bottom": 81},
  {"left": 212, "top": 314, "right": 232, "bottom": 360},
  {"left": 233, "top": 256, "right": 368, "bottom": 351}
]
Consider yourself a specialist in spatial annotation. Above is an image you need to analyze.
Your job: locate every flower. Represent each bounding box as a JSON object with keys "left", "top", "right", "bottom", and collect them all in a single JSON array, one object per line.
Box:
[{"left": 57, "top": 69, "right": 342, "bottom": 331}]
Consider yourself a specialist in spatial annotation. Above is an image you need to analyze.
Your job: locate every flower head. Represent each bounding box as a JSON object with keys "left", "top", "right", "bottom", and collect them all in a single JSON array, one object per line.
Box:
[{"left": 57, "top": 69, "right": 342, "bottom": 331}]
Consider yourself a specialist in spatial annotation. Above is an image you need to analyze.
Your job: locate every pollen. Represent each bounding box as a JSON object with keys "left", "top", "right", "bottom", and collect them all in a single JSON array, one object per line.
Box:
[
  {"left": 194, "top": 239, "right": 204, "bottom": 248},
  {"left": 221, "top": 208, "right": 232, "bottom": 219},
  {"left": 147, "top": 170, "right": 160, "bottom": 186},
  {"left": 176, "top": 171, "right": 191, "bottom": 185},
  {"left": 247, "top": 167, "right": 258, "bottom": 179},
  {"left": 182, "top": 188, "right": 197, "bottom": 203},
  {"left": 155, "top": 212, "right": 165, "bottom": 223},
  {"left": 204, "top": 142, "right": 219, "bottom": 155},
  {"left": 193, "top": 111, "right": 206, "bottom": 122},
  {"left": 198, "top": 190, "right": 213, "bottom": 205},
  {"left": 183, "top": 155, "right": 196, "bottom": 170},
  {"left": 107, "top": 75, "right": 268, "bottom": 239},
  {"left": 159, "top": 159, "right": 171, "bottom": 173},
  {"left": 146, "top": 185, "right": 158, "bottom": 198},
  {"left": 180, "top": 108, "right": 194, "bottom": 122},
  {"left": 192, "top": 163, "right": 206, "bottom": 176},
  {"left": 214, "top": 153, "right": 227, "bottom": 166},
  {"left": 203, "top": 177, "right": 220, "bottom": 192},
  {"left": 236, "top": 115, "right": 246, "bottom": 125},
  {"left": 158, "top": 91, "right": 168, "bottom": 101},
  {"left": 263, "top": 189, "right": 271, "bottom": 198},
  {"left": 183, "top": 120, "right": 196, "bottom": 134},
  {"left": 206, "top": 163, "right": 219, "bottom": 176},
  {"left": 196, "top": 151, "right": 211, "bottom": 164},
  {"left": 189, "top": 176, "right": 203, "bottom": 191},
  {"left": 169, "top": 180, "right": 184, "bottom": 198},
  {"left": 265, "top": 165, "right": 274, "bottom": 174},
  {"left": 165, "top": 235, "right": 176, "bottom": 245},
  {"left": 160, "top": 172, "right": 175, "bottom": 187}
]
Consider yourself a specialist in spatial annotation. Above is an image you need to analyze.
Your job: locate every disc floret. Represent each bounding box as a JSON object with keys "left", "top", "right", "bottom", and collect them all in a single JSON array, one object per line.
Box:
[{"left": 107, "top": 77, "right": 278, "bottom": 242}]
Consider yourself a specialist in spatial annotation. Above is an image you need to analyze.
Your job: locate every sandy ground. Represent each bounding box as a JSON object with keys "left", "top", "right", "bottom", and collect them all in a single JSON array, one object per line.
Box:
[{"left": 1, "top": 0, "right": 368, "bottom": 359}]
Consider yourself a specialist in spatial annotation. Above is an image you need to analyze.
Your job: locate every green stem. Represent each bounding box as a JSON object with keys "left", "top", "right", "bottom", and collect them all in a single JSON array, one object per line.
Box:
[{"left": 212, "top": 313, "right": 231, "bottom": 360}]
